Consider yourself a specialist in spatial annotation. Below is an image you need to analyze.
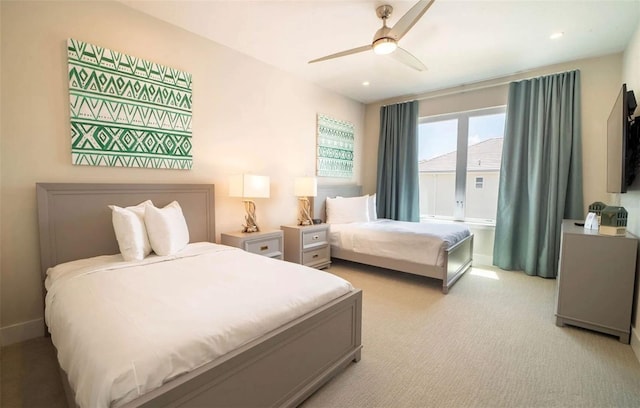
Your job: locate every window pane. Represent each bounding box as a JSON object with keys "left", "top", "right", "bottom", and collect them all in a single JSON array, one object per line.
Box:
[
  {"left": 418, "top": 119, "right": 458, "bottom": 219},
  {"left": 464, "top": 113, "right": 504, "bottom": 222}
]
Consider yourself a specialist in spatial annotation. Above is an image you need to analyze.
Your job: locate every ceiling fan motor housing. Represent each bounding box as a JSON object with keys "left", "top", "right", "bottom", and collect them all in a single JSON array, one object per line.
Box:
[{"left": 373, "top": 5, "right": 397, "bottom": 54}]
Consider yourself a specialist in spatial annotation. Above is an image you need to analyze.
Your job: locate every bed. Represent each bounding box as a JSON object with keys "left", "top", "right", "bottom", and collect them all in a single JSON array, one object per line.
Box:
[
  {"left": 313, "top": 185, "right": 473, "bottom": 294},
  {"left": 36, "top": 183, "right": 362, "bottom": 408}
]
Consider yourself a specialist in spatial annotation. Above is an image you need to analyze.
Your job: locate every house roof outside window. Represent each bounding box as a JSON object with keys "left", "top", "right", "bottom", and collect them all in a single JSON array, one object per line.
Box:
[{"left": 419, "top": 138, "right": 503, "bottom": 173}]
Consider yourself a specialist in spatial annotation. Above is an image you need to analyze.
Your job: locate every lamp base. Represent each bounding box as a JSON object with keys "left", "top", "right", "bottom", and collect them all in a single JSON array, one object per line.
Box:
[
  {"left": 297, "top": 197, "right": 314, "bottom": 226},
  {"left": 242, "top": 225, "right": 260, "bottom": 233},
  {"left": 241, "top": 200, "right": 261, "bottom": 233}
]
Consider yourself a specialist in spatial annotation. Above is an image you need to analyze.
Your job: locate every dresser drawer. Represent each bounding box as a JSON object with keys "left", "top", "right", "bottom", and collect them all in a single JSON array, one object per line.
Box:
[
  {"left": 245, "top": 237, "right": 282, "bottom": 258},
  {"left": 302, "top": 229, "right": 328, "bottom": 249},
  {"left": 302, "top": 246, "right": 330, "bottom": 266}
]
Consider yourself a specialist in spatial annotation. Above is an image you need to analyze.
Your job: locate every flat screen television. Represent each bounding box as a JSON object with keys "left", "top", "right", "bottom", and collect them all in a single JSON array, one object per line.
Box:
[{"left": 606, "top": 83, "right": 638, "bottom": 193}]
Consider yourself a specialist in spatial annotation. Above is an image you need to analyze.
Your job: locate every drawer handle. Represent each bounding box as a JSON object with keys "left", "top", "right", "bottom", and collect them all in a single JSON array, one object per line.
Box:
[
  {"left": 313, "top": 235, "right": 319, "bottom": 240},
  {"left": 260, "top": 245, "right": 269, "bottom": 251},
  {"left": 313, "top": 254, "right": 319, "bottom": 258}
]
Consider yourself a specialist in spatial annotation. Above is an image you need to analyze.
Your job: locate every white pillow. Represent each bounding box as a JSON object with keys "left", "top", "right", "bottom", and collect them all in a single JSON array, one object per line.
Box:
[
  {"left": 145, "top": 201, "right": 190, "bottom": 256},
  {"left": 369, "top": 194, "right": 378, "bottom": 220},
  {"left": 109, "top": 200, "right": 153, "bottom": 261},
  {"left": 326, "top": 195, "right": 370, "bottom": 224}
]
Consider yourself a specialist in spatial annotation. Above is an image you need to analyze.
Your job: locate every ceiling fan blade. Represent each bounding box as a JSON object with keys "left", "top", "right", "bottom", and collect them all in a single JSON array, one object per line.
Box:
[
  {"left": 390, "top": 47, "right": 427, "bottom": 71},
  {"left": 388, "top": 0, "right": 435, "bottom": 41},
  {"left": 308, "top": 45, "right": 372, "bottom": 64}
]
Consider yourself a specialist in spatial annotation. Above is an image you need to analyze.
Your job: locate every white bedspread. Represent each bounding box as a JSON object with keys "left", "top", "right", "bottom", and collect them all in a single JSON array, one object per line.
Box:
[
  {"left": 329, "top": 219, "right": 470, "bottom": 266},
  {"left": 45, "top": 242, "right": 353, "bottom": 408}
]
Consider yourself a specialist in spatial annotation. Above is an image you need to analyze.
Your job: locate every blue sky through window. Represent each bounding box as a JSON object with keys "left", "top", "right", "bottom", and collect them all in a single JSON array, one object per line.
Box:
[{"left": 419, "top": 113, "right": 505, "bottom": 161}]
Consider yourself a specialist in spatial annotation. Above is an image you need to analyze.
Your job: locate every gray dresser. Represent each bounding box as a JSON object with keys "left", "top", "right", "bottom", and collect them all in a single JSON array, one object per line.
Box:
[{"left": 555, "top": 220, "right": 638, "bottom": 343}]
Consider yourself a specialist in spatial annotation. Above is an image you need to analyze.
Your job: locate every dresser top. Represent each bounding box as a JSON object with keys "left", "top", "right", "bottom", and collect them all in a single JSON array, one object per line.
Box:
[
  {"left": 221, "top": 229, "right": 282, "bottom": 239},
  {"left": 562, "top": 219, "right": 637, "bottom": 239}
]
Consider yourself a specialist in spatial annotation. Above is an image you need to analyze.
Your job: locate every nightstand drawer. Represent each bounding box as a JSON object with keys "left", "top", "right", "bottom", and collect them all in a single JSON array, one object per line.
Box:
[
  {"left": 302, "top": 246, "right": 330, "bottom": 266},
  {"left": 221, "top": 230, "right": 284, "bottom": 260},
  {"left": 281, "top": 224, "right": 330, "bottom": 269},
  {"left": 245, "top": 237, "right": 282, "bottom": 257},
  {"left": 302, "top": 229, "right": 328, "bottom": 249}
]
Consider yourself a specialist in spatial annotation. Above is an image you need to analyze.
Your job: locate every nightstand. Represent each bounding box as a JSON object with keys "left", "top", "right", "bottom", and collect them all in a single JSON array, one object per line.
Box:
[
  {"left": 281, "top": 224, "right": 331, "bottom": 269},
  {"left": 220, "top": 230, "right": 283, "bottom": 260}
]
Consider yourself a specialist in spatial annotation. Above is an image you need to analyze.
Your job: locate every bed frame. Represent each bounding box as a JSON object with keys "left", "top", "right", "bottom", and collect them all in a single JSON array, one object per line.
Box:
[
  {"left": 314, "top": 185, "right": 473, "bottom": 294},
  {"left": 36, "top": 183, "right": 362, "bottom": 408}
]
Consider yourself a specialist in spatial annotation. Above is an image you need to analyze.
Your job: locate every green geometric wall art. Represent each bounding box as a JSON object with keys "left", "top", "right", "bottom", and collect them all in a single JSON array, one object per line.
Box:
[
  {"left": 68, "top": 38, "right": 192, "bottom": 169},
  {"left": 316, "top": 114, "right": 354, "bottom": 178}
]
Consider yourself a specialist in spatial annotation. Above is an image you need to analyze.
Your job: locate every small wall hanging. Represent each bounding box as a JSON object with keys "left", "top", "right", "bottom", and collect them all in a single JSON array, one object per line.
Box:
[
  {"left": 68, "top": 38, "right": 193, "bottom": 169},
  {"left": 316, "top": 113, "right": 354, "bottom": 178}
]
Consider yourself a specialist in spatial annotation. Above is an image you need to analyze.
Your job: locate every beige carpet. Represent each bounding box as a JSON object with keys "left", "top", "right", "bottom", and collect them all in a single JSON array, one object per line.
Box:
[
  {"left": 303, "top": 261, "right": 640, "bottom": 407},
  {"left": 2, "top": 260, "right": 640, "bottom": 407}
]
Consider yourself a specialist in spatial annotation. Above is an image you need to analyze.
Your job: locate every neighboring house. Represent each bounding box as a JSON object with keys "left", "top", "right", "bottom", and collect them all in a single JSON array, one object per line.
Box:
[{"left": 419, "top": 138, "right": 503, "bottom": 222}]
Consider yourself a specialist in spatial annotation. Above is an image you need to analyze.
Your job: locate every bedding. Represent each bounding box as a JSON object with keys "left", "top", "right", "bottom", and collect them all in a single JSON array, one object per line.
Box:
[
  {"left": 45, "top": 242, "right": 353, "bottom": 408},
  {"left": 329, "top": 219, "right": 470, "bottom": 267}
]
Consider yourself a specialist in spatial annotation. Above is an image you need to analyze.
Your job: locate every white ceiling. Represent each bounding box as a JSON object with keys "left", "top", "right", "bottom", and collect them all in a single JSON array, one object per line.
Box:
[{"left": 120, "top": 0, "right": 640, "bottom": 104}]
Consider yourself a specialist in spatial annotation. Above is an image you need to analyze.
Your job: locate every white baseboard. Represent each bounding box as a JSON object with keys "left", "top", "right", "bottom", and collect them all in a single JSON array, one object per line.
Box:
[
  {"left": 0, "top": 318, "right": 44, "bottom": 346},
  {"left": 632, "top": 326, "right": 640, "bottom": 363}
]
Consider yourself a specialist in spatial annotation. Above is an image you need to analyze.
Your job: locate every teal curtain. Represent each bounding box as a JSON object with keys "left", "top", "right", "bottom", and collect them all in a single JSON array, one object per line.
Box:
[
  {"left": 376, "top": 100, "right": 420, "bottom": 221},
  {"left": 493, "top": 70, "right": 584, "bottom": 278}
]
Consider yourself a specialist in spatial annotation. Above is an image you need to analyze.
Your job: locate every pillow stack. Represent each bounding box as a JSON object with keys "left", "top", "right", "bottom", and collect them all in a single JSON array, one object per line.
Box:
[
  {"left": 109, "top": 200, "right": 190, "bottom": 261},
  {"left": 325, "top": 193, "right": 378, "bottom": 224}
]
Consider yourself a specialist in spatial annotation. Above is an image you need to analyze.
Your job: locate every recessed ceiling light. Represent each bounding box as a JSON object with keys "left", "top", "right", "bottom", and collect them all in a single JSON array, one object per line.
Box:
[
  {"left": 550, "top": 32, "right": 564, "bottom": 40},
  {"left": 362, "top": 81, "right": 370, "bottom": 86}
]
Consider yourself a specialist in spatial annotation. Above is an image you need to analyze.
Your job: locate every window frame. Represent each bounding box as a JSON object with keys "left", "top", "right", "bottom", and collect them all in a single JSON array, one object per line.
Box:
[{"left": 419, "top": 105, "right": 506, "bottom": 223}]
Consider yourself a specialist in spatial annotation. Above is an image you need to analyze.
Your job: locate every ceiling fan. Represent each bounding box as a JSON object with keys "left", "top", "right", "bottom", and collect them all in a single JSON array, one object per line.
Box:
[{"left": 308, "top": 0, "right": 435, "bottom": 71}]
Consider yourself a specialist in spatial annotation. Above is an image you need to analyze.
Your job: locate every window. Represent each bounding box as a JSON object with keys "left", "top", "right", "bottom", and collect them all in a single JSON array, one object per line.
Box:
[{"left": 418, "top": 107, "right": 505, "bottom": 224}]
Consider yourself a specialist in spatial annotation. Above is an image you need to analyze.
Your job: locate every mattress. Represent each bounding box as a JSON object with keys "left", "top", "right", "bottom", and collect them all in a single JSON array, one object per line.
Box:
[
  {"left": 45, "top": 242, "right": 354, "bottom": 408},
  {"left": 329, "top": 219, "right": 470, "bottom": 266}
]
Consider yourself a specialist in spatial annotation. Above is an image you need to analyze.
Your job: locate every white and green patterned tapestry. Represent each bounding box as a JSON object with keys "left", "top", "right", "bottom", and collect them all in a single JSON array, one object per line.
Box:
[
  {"left": 316, "top": 114, "right": 354, "bottom": 178},
  {"left": 68, "top": 38, "right": 192, "bottom": 169}
]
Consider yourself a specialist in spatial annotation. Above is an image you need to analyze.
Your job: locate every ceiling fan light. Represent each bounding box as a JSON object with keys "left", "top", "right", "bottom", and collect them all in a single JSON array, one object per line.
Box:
[{"left": 373, "top": 38, "right": 397, "bottom": 55}]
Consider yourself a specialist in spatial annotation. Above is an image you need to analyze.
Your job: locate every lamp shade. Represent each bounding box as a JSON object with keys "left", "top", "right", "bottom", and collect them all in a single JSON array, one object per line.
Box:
[
  {"left": 229, "top": 174, "right": 270, "bottom": 198},
  {"left": 294, "top": 177, "right": 317, "bottom": 197}
]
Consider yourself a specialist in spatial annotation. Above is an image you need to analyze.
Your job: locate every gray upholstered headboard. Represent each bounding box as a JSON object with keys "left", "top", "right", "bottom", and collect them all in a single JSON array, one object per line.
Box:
[
  {"left": 313, "top": 184, "right": 363, "bottom": 222},
  {"left": 36, "top": 183, "right": 215, "bottom": 280}
]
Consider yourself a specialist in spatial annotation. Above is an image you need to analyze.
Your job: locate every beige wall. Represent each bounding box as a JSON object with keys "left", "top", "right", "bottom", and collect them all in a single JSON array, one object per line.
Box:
[
  {"left": 0, "top": 1, "right": 364, "bottom": 338},
  {"left": 620, "top": 18, "right": 640, "bottom": 356}
]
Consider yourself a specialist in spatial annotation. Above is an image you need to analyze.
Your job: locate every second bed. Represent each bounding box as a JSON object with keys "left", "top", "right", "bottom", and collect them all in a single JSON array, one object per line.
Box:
[{"left": 315, "top": 185, "right": 473, "bottom": 294}]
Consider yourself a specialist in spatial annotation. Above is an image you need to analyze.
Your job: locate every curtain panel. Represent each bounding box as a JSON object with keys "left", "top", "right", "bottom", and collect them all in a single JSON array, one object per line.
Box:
[
  {"left": 376, "top": 100, "right": 420, "bottom": 221},
  {"left": 493, "top": 70, "right": 584, "bottom": 278}
]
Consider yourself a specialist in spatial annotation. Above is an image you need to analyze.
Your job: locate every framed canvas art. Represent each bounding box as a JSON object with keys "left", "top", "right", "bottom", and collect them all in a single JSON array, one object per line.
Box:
[
  {"left": 68, "top": 39, "right": 193, "bottom": 169},
  {"left": 316, "top": 114, "right": 354, "bottom": 178}
]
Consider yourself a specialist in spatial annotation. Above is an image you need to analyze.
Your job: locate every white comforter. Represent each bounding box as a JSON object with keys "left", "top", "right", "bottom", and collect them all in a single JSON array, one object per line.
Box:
[
  {"left": 329, "top": 219, "right": 470, "bottom": 266},
  {"left": 45, "top": 242, "right": 353, "bottom": 408}
]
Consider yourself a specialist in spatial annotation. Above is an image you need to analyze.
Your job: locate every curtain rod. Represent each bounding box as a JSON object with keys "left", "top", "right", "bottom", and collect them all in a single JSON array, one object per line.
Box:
[
  {"left": 394, "top": 79, "right": 512, "bottom": 105},
  {"left": 386, "top": 68, "right": 579, "bottom": 106}
]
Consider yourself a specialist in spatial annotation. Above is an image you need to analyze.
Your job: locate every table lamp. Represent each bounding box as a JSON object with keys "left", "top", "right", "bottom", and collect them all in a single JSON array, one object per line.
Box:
[
  {"left": 229, "top": 174, "right": 270, "bottom": 233},
  {"left": 294, "top": 177, "right": 317, "bottom": 226}
]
